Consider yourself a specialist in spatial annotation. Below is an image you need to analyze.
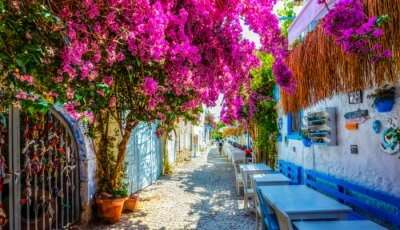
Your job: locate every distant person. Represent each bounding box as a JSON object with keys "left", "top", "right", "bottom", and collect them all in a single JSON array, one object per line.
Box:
[{"left": 218, "top": 140, "right": 223, "bottom": 155}]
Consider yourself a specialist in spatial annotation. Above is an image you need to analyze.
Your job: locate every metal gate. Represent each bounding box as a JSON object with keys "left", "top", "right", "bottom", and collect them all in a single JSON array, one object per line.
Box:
[
  {"left": 0, "top": 107, "right": 80, "bottom": 230},
  {"left": 125, "top": 122, "right": 161, "bottom": 194}
]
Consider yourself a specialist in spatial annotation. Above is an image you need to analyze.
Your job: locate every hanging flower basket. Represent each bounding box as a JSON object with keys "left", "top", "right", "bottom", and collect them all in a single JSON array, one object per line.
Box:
[
  {"left": 368, "top": 86, "right": 396, "bottom": 113},
  {"left": 374, "top": 98, "right": 395, "bottom": 113}
]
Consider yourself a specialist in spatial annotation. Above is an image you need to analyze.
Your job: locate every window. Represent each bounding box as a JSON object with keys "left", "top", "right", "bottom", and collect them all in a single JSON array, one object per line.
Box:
[{"left": 287, "top": 111, "right": 302, "bottom": 140}]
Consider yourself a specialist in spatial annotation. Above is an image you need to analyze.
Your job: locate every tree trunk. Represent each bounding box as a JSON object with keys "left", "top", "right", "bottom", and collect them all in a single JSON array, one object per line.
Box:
[{"left": 111, "top": 120, "right": 138, "bottom": 188}]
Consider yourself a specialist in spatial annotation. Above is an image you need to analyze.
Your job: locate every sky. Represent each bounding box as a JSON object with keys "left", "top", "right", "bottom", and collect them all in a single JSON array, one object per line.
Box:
[{"left": 240, "top": 19, "right": 262, "bottom": 49}]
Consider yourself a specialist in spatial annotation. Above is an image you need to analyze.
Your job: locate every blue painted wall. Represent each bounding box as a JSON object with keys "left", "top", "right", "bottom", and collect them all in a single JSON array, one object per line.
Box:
[{"left": 125, "top": 122, "right": 162, "bottom": 194}]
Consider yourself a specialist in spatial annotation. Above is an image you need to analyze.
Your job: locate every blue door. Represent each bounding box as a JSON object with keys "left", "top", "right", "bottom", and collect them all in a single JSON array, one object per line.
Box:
[{"left": 125, "top": 122, "right": 162, "bottom": 194}]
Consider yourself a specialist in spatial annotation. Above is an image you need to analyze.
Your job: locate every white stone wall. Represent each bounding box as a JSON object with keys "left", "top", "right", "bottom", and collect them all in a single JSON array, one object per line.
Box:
[{"left": 278, "top": 86, "right": 400, "bottom": 197}]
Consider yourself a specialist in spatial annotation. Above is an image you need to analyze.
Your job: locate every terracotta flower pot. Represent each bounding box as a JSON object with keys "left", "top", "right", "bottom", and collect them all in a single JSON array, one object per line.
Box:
[
  {"left": 124, "top": 194, "right": 139, "bottom": 212},
  {"left": 96, "top": 197, "right": 127, "bottom": 224}
]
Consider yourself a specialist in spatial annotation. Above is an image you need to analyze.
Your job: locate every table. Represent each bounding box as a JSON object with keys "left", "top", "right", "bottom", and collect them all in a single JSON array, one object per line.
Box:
[
  {"left": 259, "top": 185, "right": 352, "bottom": 220},
  {"left": 251, "top": 173, "right": 291, "bottom": 191},
  {"left": 293, "top": 220, "right": 386, "bottom": 230},
  {"left": 240, "top": 164, "right": 272, "bottom": 184},
  {"left": 240, "top": 163, "right": 272, "bottom": 172},
  {"left": 240, "top": 163, "right": 273, "bottom": 209},
  {"left": 240, "top": 163, "right": 273, "bottom": 192}
]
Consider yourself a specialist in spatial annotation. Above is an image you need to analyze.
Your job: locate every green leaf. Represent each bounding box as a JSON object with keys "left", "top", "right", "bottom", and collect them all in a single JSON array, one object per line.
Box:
[
  {"left": 0, "top": 1, "right": 5, "bottom": 13},
  {"left": 376, "top": 15, "right": 389, "bottom": 27},
  {"left": 15, "top": 58, "right": 26, "bottom": 72}
]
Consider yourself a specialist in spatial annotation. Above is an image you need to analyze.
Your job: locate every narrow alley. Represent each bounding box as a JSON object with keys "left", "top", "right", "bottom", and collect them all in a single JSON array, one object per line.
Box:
[{"left": 93, "top": 146, "right": 256, "bottom": 230}]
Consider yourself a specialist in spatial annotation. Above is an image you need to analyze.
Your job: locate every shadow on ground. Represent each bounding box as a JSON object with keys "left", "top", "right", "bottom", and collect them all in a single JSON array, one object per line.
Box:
[
  {"left": 177, "top": 147, "right": 255, "bottom": 230},
  {"left": 89, "top": 146, "right": 255, "bottom": 230}
]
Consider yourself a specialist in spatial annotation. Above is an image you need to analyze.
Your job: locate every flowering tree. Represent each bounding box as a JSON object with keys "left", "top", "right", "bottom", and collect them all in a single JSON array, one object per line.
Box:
[
  {"left": 0, "top": 0, "right": 292, "bottom": 194},
  {"left": 53, "top": 0, "right": 293, "bottom": 123}
]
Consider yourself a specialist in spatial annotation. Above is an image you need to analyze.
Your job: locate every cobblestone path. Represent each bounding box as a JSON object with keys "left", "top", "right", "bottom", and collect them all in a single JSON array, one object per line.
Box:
[{"left": 92, "top": 146, "right": 256, "bottom": 230}]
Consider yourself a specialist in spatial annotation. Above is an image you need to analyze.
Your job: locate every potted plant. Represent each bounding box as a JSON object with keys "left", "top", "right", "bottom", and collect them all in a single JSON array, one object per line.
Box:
[
  {"left": 124, "top": 193, "right": 140, "bottom": 212},
  {"left": 368, "top": 85, "right": 396, "bottom": 112},
  {"left": 95, "top": 184, "right": 128, "bottom": 224}
]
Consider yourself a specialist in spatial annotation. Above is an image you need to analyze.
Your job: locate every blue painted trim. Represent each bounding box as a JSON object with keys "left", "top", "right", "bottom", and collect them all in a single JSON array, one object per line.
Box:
[
  {"left": 304, "top": 169, "right": 400, "bottom": 228},
  {"left": 278, "top": 160, "right": 303, "bottom": 185}
]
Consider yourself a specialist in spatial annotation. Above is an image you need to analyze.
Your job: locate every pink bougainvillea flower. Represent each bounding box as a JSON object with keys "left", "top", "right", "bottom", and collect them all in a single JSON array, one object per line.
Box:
[
  {"left": 320, "top": 0, "right": 391, "bottom": 62},
  {"left": 15, "top": 74, "right": 34, "bottom": 85},
  {"left": 103, "top": 75, "right": 113, "bottom": 87},
  {"left": 142, "top": 77, "right": 158, "bottom": 96},
  {"left": 273, "top": 59, "right": 296, "bottom": 93},
  {"left": 64, "top": 103, "right": 81, "bottom": 120},
  {"left": 182, "top": 99, "right": 199, "bottom": 111},
  {"left": 15, "top": 91, "right": 29, "bottom": 100},
  {"left": 148, "top": 97, "right": 158, "bottom": 110},
  {"left": 83, "top": 111, "right": 95, "bottom": 124}
]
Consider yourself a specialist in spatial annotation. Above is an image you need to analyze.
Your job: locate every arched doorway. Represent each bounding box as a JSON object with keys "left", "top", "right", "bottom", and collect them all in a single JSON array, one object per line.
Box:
[{"left": 0, "top": 107, "right": 82, "bottom": 229}]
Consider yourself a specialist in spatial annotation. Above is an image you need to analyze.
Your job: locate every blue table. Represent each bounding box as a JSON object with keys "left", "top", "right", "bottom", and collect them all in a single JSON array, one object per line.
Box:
[
  {"left": 240, "top": 163, "right": 272, "bottom": 172},
  {"left": 259, "top": 185, "right": 352, "bottom": 220},
  {"left": 240, "top": 163, "right": 273, "bottom": 188},
  {"left": 293, "top": 220, "right": 386, "bottom": 230},
  {"left": 251, "top": 173, "right": 291, "bottom": 191}
]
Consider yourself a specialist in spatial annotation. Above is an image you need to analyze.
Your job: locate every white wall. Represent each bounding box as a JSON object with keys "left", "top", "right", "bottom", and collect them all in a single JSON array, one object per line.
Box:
[{"left": 278, "top": 86, "right": 400, "bottom": 197}]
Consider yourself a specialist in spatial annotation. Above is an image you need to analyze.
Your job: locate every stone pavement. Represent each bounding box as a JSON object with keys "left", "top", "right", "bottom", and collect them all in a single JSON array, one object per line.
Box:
[{"left": 92, "top": 146, "right": 256, "bottom": 230}]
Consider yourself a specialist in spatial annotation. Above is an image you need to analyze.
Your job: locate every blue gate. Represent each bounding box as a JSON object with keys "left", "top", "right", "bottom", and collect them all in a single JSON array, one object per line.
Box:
[{"left": 125, "top": 122, "right": 162, "bottom": 194}]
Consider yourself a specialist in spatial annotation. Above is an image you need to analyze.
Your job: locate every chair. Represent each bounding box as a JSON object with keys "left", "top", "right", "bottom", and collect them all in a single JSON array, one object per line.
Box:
[
  {"left": 275, "top": 207, "right": 294, "bottom": 230},
  {"left": 256, "top": 188, "right": 279, "bottom": 230},
  {"left": 233, "top": 160, "right": 244, "bottom": 195},
  {"left": 243, "top": 185, "right": 255, "bottom": 210},
  {"left": 243, "top": 172, "right": 263, "bottom": 210}
]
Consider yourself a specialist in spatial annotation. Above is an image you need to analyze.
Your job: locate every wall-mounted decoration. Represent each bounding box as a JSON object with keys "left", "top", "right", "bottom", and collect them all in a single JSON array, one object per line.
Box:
[
  {"left": 367, "top": 86, "right": 396, "bottom": 113},
  {"left": 345, "top": 122, "right": 358, "bottom": 131},
  {"left": 372, "top": 120, "right": 382, "bottom": 134},
  {"left": 348, "top": 91, "right": 363, "bottom": 104},
  {"left": 303, "top": 107, "right": 337, "bottom": 146},
  {"left": 380, "top": 127, "right": 400, "bottom": 155},
  {"left": 344, "top": 109, "right": 369, "bottom": 120},
  {"left": 350, "top": 145, "right": 358, "bottom": 154}
]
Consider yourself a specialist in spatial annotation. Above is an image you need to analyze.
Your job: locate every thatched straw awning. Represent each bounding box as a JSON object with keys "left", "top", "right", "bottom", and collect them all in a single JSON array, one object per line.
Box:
[{"left": 282, "top": 0, "right": 400, "bottom": 113}]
